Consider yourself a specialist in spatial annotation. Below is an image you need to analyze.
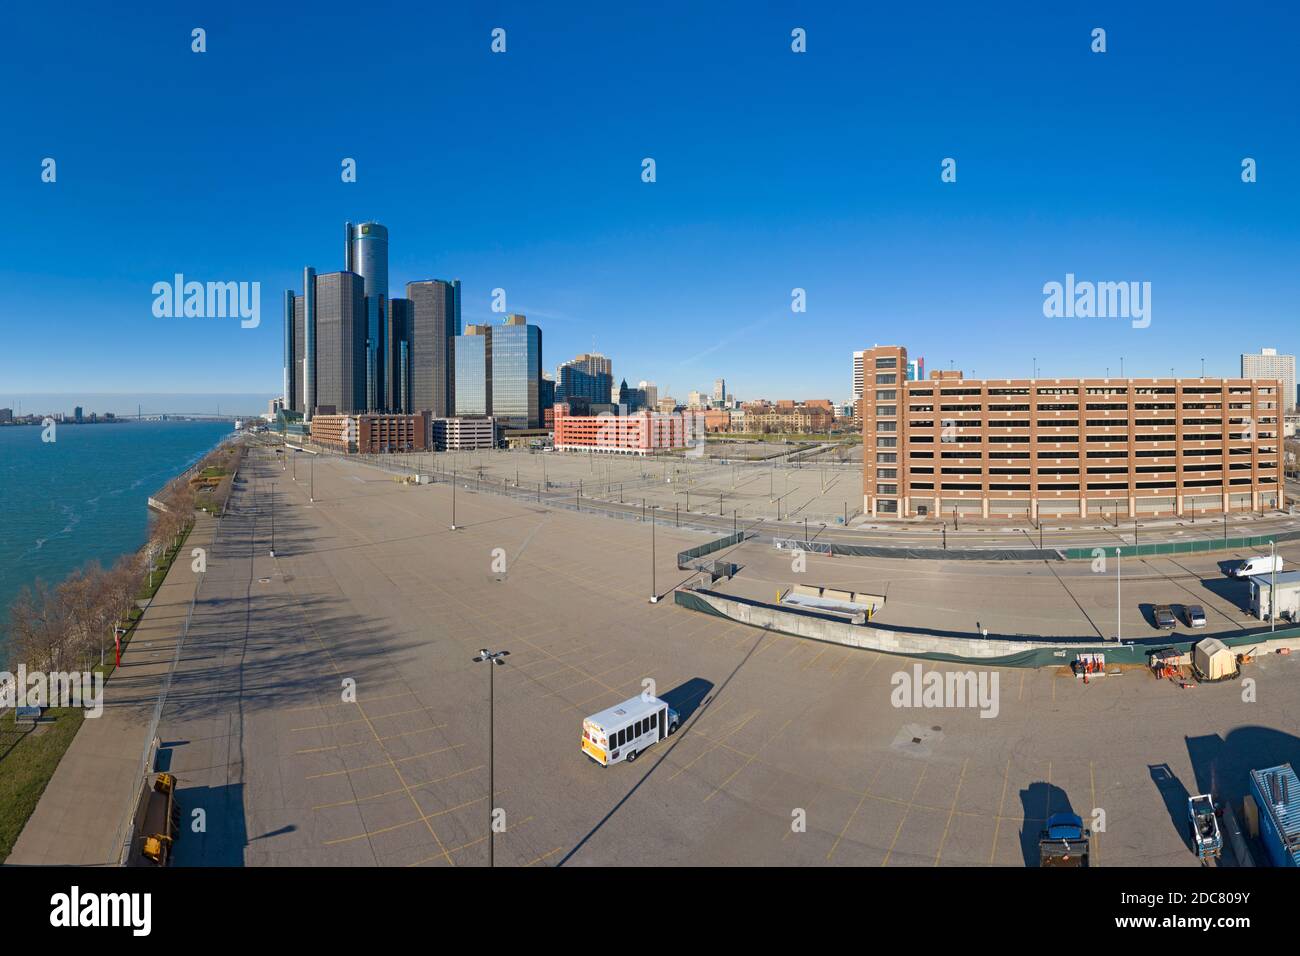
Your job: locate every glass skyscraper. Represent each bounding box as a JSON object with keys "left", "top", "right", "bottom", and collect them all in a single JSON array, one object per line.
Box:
[
  {"left": 453, "top": 326, "right": 492, "bottom": 416},
  {"left": 346, "top": 222, "right": 389, "bottom": 411},
  {"left": 490, "top": 314, "right": 542, "bottom": 428}
]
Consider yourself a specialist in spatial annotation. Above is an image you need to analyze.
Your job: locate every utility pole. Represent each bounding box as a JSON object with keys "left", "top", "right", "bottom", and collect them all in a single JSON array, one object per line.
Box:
[
  {"left": 310, "top": 454, "right": 314, "bottom": 502},
  {"left": 451, "top": 469, "right": 458, "bottom": 530},
  {"left": 269, "top": 481, "right": 276, "bottom": 557},
  {"left": 649, "top": 506, "right": 659, "bottom": 603},
  {"left": 471, "top": 648, "right": 509, "bottom": 867}
]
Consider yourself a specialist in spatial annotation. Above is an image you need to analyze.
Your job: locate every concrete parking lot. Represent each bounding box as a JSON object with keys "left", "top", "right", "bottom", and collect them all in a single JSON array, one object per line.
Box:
[
  {"left": 350, "top": 446, "right": 1300, "bottom": 552},
  {"left": 155, "top": 443, "right": 1300, "bottom": 866}
]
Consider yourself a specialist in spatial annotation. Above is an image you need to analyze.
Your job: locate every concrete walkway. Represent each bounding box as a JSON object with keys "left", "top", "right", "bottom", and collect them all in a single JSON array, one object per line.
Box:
[{"left": 6, "top": 514, "right": 215, "bottom": 866}]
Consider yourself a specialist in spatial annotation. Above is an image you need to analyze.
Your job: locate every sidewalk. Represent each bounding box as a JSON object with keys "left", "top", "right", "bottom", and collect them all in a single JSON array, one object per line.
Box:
[{"left": 5, "top": 514, "right": 215, "bottom": 866}]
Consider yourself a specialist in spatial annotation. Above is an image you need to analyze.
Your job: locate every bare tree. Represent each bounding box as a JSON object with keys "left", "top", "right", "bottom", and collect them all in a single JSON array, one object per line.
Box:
[{"left": 7, "top": 579, "right": 72, "bottom": 675}]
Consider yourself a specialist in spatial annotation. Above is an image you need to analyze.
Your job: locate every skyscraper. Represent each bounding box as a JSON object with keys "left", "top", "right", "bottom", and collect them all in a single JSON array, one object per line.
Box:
[
  {"left": 491, "top": 314, "right": 542, "bottom": 428},
  {"left": 407, "top": 279, "right": 459, "bottom": 418},
  {"left": 312, "top": 271, "right": 367, "bottom": 415},
  {"left": 1242, "top": 347, "right": 1296, "bottom": 414},
  {"left": 454, "top": 325, "right": 492, "bottom": 416},
  {"left": 346, "top": 222, "right": 389, "bottom": 412},
  {"left": 387, "top": 298, "right": 413, "bottom": 413},
  {"left": 556, "top": 352, "right": 612, "bottom": 407}
]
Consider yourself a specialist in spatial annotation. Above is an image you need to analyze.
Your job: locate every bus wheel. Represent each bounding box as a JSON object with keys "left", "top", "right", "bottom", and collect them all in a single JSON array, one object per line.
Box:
[
  {"left": 626, "top": 750, "right": 638, "bottom": 763},
  {"left": 668, "top": 722, "right": 679, "bottom": 736}
]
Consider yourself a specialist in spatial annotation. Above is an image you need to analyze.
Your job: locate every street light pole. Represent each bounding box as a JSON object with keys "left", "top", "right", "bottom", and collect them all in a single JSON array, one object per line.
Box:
[
  {"left": 649, "top": 506, "right": 658, "bottom": 603},
  {"left": 1116, "top": 547, "right": 1122, "bottom": 642},
  {"left": 451, "top": 468, "right": 458, "bottom": 530},
  {"left": 269, "top": 481, "right": 276, "bottom": 557},
  {"left": 471, "top": 648, "right": 509, "bottom": 867},
  {"left": 1271, "top": 538, "right": 1277, "bottom": 632}
]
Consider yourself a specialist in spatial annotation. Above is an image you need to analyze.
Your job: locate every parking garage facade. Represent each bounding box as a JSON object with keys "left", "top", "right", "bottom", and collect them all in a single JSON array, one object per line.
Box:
[{"left": 860, "top": 345, "right": 1285, "bottom": 520}]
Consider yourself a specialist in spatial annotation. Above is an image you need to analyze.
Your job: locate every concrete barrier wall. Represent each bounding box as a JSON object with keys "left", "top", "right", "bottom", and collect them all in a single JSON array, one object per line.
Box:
[{"left": 675, "top": 588, "right": 1300, "bottom": 668}]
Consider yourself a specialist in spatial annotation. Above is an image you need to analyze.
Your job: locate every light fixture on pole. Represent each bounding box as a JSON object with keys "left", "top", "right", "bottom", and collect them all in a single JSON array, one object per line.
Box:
[{"left": 471, "top": 647, "right": 509, "bottom": 867}]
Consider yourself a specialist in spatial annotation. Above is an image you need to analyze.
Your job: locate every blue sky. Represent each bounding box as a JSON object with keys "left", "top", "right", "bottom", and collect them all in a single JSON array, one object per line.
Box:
[{"left": 2, "top": 1, "right": 1297, "bottom": 410}]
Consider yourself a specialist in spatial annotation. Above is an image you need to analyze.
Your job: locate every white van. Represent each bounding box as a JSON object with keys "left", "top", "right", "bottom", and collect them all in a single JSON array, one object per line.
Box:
[
  {"left": 581, "top": 695, "right": 679, "bottom": 766},
  {"left": 1230, "top": 555, "right": 1284, "bottom": 578}
]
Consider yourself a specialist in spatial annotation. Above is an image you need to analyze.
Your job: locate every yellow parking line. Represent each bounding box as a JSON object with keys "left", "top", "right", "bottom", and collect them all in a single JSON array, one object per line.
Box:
[
  {"left": 524, "top": 847, "right": 563, "bottom": 867},
  {"left": 404, "top": 815, "right": 537, "bottom": 866},
  {"left": 282, "top": 689, "right": 415, "bottom": 714},
  {"left": 306, "top": 743, "right": 466, "bottom": 780},
  {"left": 312, "top": 765, "right": 483, "bottom": 811},
  {"left": 881, "top": 765, "right": 929, "bottom": 866},
  {"left": 290, "top": 705, "right": 431, "bottom": 732},
  {"left": 294, "top": 723, "right": 448, "bottom": 755},
  {"left": 668, "top": 712, "right": 758, "bottom": 782},
  {"left": 933, "top": 758, "right": 970, "bottom": 866},
  {"left": 703, "top": 717, "right": 793, "bottom": 804},
  {"left": 989, "top": 757, "right": 1012, "bottom": 864}
]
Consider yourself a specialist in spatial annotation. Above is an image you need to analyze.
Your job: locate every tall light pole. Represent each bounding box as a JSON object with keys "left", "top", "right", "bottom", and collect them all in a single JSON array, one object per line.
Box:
[
  {"left": 451, "top": 468, "right": 458, "bottom": 530},
  {"left": 649, "top": 505, "right": 659, "bottom": 603},
  {"left": 471, "top": 648, "right": 509, "bottom": 867},
  {"left": 310, "top": 454, "right": 315, "bottom": 503},
  {"left": 1116, "top": 547, "right": 1122, "bottom": 642},
  {"left": 269, "top": 480, "right": 276, "bottom": 557},
  {"left": 1270, "top": 538, "right": 1277, "bottom": 632}
]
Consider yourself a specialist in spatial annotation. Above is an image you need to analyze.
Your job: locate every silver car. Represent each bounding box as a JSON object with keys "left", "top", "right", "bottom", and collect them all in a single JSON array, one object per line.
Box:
[{"left": 1185, "top": 604, "right": 1207, "bottom": 628}]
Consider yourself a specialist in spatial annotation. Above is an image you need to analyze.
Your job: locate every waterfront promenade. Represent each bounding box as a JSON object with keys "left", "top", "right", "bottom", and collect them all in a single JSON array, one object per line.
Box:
[{"left": 7, "top": 515, "right": 215, "bottom": 865}]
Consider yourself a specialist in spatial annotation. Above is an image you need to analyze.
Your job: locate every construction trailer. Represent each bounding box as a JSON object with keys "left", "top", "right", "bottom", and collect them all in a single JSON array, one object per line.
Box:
[
  {"left": 1247, "top": 570, "right": 1300, "bottom": 623},
  {"left": 1248, "top": 763, "right": 1300, "bottom": 867}
]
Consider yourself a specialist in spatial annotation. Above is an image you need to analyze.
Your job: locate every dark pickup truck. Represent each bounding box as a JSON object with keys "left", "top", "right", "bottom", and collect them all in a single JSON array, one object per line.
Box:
[{"left": 1039, "top": 812, "right": 1091, "bottom": 867}]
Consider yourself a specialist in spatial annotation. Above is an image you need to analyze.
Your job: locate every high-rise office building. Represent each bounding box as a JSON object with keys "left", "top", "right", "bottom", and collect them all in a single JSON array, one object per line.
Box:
[
  {"left": 491, "top": 314, "right": 542, "bottom": 428},
  {"left": 714, "top": 378, "right": 726, "bottom": 403},
  {"left": 852, "top": 350, "right": 866, "bottom": 402},
  {"left": 312, "top": 271, "right": 367, "bottom": 416},
  {"left": 540, "top": 374, "right": 555, "bottom": 413},
  {"left": 345, "top": 222, "right": 390, "bottom": 412},
  {"left": 283, "top": 289, "right": 298, "bottom": 412},
  {"left": 407, "top": 279, "right": 460, "bottom": 418},
  {"left": 454, "top": 324, "right": 493, "bottom": 416},
  {"left": 284, "top": 268, "right": 367, "bottom": 418},
  {"left": 556, "top": 352, "right": 613, "bottom": 407},
  {"left": 1242, "top": 348, "right": 1296, "bottom": 414},
  {"left": 387, "top": 298, "right": 413, "bottom": 413}
]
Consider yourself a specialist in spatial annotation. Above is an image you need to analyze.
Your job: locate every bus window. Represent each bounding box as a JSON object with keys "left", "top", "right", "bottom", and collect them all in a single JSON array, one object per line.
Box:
[{"left": 636, "top": 720, "right": 643, "bottom": 737}]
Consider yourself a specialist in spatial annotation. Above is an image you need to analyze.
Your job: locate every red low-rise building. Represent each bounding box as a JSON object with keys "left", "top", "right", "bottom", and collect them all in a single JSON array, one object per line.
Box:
[{"left": 553, "top": 404, "right": 704, "bottom": 455}]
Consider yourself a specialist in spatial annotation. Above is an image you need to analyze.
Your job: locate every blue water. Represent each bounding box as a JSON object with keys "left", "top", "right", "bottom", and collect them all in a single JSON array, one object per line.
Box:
[{"left": 0, "top": 420, "right": 233, "bottom": 657}]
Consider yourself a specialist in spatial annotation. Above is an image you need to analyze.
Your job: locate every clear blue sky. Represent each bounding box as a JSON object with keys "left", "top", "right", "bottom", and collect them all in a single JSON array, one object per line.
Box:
[{"left": 2, "top": 1, "right": 1297, "bottom": 409}]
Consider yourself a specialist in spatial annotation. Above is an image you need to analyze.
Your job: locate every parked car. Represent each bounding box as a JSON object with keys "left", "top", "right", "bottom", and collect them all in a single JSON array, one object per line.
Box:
[
  {"left": 1154, "top": 605, "right": 1177, "bottom": 629},
  {"left": 1185, "top": 604, "right": 1207, "bottom": 628},
  {"left": 1230, "top": 555, "right": 1284, "bottom": 578}
]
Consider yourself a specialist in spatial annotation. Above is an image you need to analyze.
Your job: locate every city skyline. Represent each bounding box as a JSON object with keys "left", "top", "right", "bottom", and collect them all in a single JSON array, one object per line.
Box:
[{"left": 3, "top": 4, "right": 1297, "bottom": 402}]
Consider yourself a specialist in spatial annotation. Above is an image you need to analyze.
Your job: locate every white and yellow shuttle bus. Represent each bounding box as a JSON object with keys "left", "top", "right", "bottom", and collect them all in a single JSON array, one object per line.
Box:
[{"left": 581, "top": 695, "right": 679, "bottom": 766}]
